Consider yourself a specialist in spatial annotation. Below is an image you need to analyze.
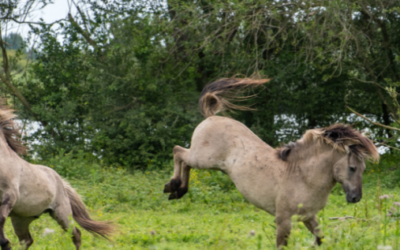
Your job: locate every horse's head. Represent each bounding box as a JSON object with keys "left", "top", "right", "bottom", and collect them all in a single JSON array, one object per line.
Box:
[{"left": 333, "top": 152, "right": 365, "bottom": 203}]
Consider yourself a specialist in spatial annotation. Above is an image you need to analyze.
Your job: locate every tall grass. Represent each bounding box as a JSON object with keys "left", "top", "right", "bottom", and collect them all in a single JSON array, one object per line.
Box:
[{"left": 6, "top": 152, "right": 400, "bottom": 249}]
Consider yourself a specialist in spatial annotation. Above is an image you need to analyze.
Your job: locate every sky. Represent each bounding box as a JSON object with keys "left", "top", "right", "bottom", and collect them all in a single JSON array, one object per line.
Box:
[
  {"left": 3, "top": 0, "right": 78, "bottom": 140},
  {"left": 4, "top": 0, "right": 77, "bottom": 43}
]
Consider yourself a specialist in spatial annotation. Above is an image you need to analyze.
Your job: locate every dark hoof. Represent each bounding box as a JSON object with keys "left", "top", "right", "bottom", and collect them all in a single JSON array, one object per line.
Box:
[
  {"left": 0, "top": 239, "right": 11, "bottom": 250},
  {"left": 316, "top": 236, "right": 323, "bottom": 246},
  {"left": 168, "top": 187, "right": 188, "bottom": 200},
  {"left": 164, "top": 183, "right": 172, "bottom": 193},
  {"left": 163, "top": 179, "right": 181, "bottom": 193},
  {"left": 168, "top": 192, "right": 178, "bottom": 200}
]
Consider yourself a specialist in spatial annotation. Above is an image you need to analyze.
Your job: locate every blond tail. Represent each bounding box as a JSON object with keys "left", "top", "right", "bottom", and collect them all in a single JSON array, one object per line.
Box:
[
  {"left": 63, "top": 180, "right": 114, "bottom": 239},
  {"left": 198, "top": 78, "right": 270, "bottom": 117}
]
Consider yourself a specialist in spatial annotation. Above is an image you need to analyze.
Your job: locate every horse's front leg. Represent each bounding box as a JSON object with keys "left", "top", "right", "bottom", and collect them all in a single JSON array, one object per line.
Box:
[
  {"left": 303, "top": 216, "right": 323, "bottom": 246},
  {"left": 276, "top": 216, "right": 291, "bottom": 249},
  {"left": 164, "top": 146, "right": 190, "bottom": 200},
  {"left": 0, "top": 193, "right": 17, "bottom": 250}
]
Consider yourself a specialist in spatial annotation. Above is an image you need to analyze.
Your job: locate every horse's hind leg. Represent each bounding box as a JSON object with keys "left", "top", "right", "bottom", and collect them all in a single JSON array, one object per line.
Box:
[
  {"left": 168, "top": 163, "right": 191, "bottom": 200},
  {"left": 164, "top": 146, "right": 191, "bottom": 200},
  {"left": 11, "top": 216, "right": 35, "bottom": 249},
  {"left": 50, "top": 204, "right": 82, "bottom": 250},
  {"left": 0, "top": 193, "right": 17, "bottom": 250},
  {"left": 303, "top": 216, "right": 323, "bottom": 246}
]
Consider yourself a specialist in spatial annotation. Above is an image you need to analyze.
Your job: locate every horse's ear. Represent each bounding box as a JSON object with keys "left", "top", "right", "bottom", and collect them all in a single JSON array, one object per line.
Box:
[
  {"left": 278, "top": 148, "right": 291, "bottom": 161},
  {"left": 325, "top": 130, "right": 339, "bottom": 142}
]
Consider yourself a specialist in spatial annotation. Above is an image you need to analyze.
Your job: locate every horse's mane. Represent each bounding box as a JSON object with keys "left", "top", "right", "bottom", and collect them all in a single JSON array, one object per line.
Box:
[
  {"left": 277, "top": 124, "right": 379, "bottom": 162},
  {"left": 0, "top": 99, "right": 26, "bottom": 155}
]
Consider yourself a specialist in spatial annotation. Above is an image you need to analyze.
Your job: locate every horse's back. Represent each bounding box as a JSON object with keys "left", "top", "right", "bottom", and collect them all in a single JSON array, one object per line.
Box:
[
  {"left": 190, "top": 116, "right": 274, "bottom": 157},
  {"left": 188, "top": 116, "right": 274, "bottom": 169},
  {"left": 193, "top": 116, "right": 270, "bottom": 144}
]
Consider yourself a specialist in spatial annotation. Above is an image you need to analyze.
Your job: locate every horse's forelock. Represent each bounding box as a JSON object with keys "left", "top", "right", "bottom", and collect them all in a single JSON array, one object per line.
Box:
[
  {"left": 321, "top": 124, "right": 379, "bottom": 162},
  {"left": 277, "top": 124, "right": 379, "bottom": 162}
]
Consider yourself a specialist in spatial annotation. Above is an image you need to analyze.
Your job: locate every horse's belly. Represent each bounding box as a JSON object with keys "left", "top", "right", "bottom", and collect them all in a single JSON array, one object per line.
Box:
[
  {"left": 13, "top": 180, "right": 56, "bottom": 217},
  {"left": 13, "top": 191, "right": 55, "bottom": 217},
  {"left": 230, "top": 172, "right": 278, "bottom": 216}
]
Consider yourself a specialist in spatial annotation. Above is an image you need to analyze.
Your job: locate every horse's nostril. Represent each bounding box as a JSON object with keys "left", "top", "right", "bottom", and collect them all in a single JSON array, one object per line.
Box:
[{"left": 351, "top": 195, "right": 361, "bottom": 203}]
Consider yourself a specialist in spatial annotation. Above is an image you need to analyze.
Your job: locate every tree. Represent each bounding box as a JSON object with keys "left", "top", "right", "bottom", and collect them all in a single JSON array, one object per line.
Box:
[{"left": 6, "top": 0, "right": 400, "bottom": 167}]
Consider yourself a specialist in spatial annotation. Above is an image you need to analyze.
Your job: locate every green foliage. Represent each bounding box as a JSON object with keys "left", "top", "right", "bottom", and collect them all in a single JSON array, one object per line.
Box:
[{"left": 9, "top": 0, "right": 400, "bottom": 168}]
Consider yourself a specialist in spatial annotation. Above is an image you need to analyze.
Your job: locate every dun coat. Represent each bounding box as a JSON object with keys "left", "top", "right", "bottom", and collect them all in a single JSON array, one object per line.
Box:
[
  {"left": 0, "top": 101, "right": 113, "bottom": 250},
  {"left": 164, "top": 78, "right": 379, "bottom": 248}
]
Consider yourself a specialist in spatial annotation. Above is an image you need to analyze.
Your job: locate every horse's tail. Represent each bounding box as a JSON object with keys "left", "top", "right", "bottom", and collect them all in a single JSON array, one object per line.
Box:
[
  {"left": 62, "top": 180, "right": 114, "bottom": 239},
  {"left": 198, "top": 77, "right": 270, "bottom": 117}
]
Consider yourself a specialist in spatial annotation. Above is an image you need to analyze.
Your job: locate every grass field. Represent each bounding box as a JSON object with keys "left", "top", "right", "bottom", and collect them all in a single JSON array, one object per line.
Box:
[{"left": 4, "top": 153, "right": 400, "bottom": 250}]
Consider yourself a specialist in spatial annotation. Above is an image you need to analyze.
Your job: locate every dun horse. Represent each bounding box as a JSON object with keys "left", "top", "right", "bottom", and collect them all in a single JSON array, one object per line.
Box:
[
  {"left": 164, "top": 78, "right": 379, "bottom": 248},
  {"left": 0, "top": 103, "right": 113, "bottom": 250}
]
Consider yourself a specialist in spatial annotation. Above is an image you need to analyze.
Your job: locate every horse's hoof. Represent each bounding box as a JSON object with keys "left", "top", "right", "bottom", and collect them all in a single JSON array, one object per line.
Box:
[
  {"left": 0, "top": 239, "right": 11, "bottom": 250},
  {"left": 177, "top": 187, "right": 188, "bottom": 198},
  {"left": 168, "top": 187, "right": 188, "bottom": 200},
  {"left": 168, "top": 192, "right": 178, "bottom": 200},
  {"left": 164, "top": 183, "right": 172, "bottom": 193},
  {"left": 164, "top": 179, "right": 182, "bottom": 193}
]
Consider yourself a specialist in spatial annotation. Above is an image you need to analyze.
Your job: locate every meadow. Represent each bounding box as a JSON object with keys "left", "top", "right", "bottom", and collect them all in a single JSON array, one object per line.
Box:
[{"left": 5, "top": 151, "right": 400, "bottom": 250}]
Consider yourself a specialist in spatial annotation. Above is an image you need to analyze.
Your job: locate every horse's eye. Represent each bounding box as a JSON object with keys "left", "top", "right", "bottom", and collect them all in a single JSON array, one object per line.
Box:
[{"left": 349, "top": 166, "right": 356, "bottom": 172}]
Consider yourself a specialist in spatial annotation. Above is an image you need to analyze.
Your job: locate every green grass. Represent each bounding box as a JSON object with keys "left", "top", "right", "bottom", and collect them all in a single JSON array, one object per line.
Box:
[{"left": 4, "top": 153, "right": 400, "bottom": 249}]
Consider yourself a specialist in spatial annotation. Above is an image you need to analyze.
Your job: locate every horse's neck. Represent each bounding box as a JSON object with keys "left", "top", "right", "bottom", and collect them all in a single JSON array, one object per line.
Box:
[{"left": 294, "top": 142, "right": 342, "bottom": 190}]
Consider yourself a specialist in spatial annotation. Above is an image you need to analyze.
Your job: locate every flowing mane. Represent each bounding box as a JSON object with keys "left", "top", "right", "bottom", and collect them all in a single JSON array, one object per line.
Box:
[
  {"left": 0, "top": 99, "right": 26, "bottom": 154},
  {"left": 277, "top": 124, "right": 379, "bottom": 162}
]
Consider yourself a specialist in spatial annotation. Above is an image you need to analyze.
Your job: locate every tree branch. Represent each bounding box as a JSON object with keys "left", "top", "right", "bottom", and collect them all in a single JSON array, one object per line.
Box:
[
  {"left": 6, "top": 17, "right": 66, "bottom": 25},
  {"left": 346, "top": 105, "right": 400, "bottom": 132},
  {"left": 68, "top": 13, "right": 97, "bottom": 48}
]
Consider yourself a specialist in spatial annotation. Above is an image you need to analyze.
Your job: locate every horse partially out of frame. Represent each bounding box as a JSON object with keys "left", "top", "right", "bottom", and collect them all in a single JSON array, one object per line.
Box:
[
  {"left": 164, "top": 78, "right": 379, "bottom": 248},
  {"left": 0, "top": 102, "right": 113, "bottom": 250}
]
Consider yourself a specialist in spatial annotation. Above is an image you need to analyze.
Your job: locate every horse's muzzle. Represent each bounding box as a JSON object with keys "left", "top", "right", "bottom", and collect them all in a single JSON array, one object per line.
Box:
[{"left": 346, "top": 192, "right": 362, "bottom": 203}]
